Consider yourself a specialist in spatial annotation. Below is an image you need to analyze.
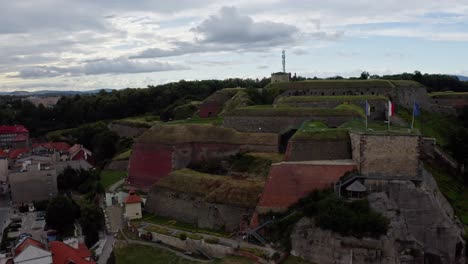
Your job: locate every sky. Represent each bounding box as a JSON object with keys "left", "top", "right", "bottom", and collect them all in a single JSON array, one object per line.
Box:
[{"left": 1, "top": 0, "right": 468, "bottom": 91}]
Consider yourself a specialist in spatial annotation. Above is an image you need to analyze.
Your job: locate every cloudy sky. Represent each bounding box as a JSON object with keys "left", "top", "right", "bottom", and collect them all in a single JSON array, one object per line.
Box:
[{"left": 1, "top": 0, "right": 468, "bottom": 91}]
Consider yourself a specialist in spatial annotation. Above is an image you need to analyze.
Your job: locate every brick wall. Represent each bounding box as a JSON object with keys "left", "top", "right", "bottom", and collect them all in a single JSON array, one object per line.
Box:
[
  {"left": 199, "top": 102, "right": 222, "bottom": 118},
  {"left": 350, "top": 132, "right": 421, "bottom": 178},
  {"left": 257, "top": 161, "right": 357, "bottom": 213}
]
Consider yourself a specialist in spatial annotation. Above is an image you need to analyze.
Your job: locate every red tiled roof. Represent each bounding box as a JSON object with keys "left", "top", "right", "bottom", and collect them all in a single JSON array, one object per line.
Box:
[
  {"left": 8, "top": 148, "right": 30, "bottom": 159},
  {"left": 125, "top": 190, "right": 143, "bottom": 204},
  {"left": 0, "top": 125, "right": 28, "bottom": 134},
  {"left": 14, "top": 238, "right": 45, "bottom": 256},
  {"left": 33, "top": 142, "right": 71, "bottom": 151},
  {"left": 50, "top": 241, "right": 95, "bottom": 264}
]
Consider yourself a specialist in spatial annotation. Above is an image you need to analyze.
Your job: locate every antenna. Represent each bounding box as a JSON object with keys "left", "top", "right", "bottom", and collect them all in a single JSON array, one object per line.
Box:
[{"left": 282, "top": 50, "right": 286, "bottom": 73}]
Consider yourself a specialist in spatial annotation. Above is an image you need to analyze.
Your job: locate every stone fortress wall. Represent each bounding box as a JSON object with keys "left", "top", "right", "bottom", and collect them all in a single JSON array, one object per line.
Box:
[
  {"left": 285, "top": 139, "right": 351, "bottom": 161},
  {"left": 223, "top": 115, "right": 355, "bottom": 133},
  {"left": 350, "top": 132, "right": 421, "bottom": 179},
  {"left": 145, "top": 187, "right": 253, "bottom": 232}
]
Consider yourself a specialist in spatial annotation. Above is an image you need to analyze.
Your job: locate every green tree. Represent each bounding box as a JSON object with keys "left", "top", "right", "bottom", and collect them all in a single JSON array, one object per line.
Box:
[
  {"left": 79, "top": 201, "right": 104, "bottom": 247},
  {"left": 360, "top": 71, "right": 370, "bottom": 80},
  {"left": 46, "top": 195, "right": 80, "bottom": 232}
]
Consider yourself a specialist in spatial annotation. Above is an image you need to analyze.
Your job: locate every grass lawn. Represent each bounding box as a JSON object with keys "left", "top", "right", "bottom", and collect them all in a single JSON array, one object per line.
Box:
[
  {"left": 113, "top": 149, "right": 132, "bottom": 161},
  {"left": 283, "top": 255, "right": 316, "bottom": 264},
  {"left": 139, "top": 213, "right": 230, "bottom": 237},
  {"left": 426, "top": 164, "right": 468, "bottom": 233},
  {"left": 115, "top": 244, "right": 254, "bottom": 264},
  {"left": 100, "top": 170, "right": 127, "bottom": 189},
  {"left": 166, "top": 117, "right": 223, "bottom": 126}
]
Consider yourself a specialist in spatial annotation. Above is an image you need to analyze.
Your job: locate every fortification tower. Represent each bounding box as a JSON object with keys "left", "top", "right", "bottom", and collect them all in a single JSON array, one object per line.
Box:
[{"left": 271, "top": 50, "right": 290, "bottom": 83}]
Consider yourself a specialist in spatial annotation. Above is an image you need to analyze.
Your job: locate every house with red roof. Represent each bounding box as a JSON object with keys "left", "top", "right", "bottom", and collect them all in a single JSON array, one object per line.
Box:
[
  {"left": 0, "top": 125, "right": 29, "bottom": 149},
  {"left": 49, "top": 239, "right": 95, "bottom": 264},
  {"left": 13, "top": 237, "right": 52, "bottom": 264},
  {"left": 124, "top": 190, "right": 143, "bottom": 220},
  {"left": 68, "top": 144, "right": 92, "bottom": 162}
]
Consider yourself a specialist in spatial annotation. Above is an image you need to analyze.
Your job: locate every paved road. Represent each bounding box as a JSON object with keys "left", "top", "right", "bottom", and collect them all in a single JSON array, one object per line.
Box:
[
  {"left": 0, "top": 207, "right": 10, "bottom": 237},
  {"left": 97, "top": 234, "right": 115, "bottom": 264}
]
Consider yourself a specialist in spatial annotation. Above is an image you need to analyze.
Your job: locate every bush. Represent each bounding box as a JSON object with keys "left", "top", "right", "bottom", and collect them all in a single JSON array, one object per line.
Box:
[
  {"left": 179, "top": 233, "right": 187, "bottom": 240},
  {"left": 204, "top": 237, "right": 219, "bottom": 244}
]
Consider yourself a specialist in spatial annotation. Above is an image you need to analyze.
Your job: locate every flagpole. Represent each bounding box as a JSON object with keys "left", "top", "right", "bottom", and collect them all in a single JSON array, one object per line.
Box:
[{"left": 365, "top": 100, "right": 368, "bottom": 131}]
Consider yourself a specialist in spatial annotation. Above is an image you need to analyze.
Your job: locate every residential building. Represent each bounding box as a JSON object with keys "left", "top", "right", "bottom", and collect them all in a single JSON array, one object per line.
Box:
[
  {"left": 13, "top": 238, "right": 52, "bottom": 264},
  {"left": 0, "top": 126, "right": 29, "bottom": 149},
  {"left": 49, "top": 238, "right": 95, "bottom": 264},
  {"left": 9, "top": 163, "right": 58, "bottom": 204},
  {"left": 124, "top": 190, "right": 143, "bottom": 220}
]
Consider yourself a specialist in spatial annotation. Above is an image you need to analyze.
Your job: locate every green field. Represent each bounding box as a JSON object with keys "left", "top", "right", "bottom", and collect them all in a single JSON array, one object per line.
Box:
[
  {"left": 115, "top": 244, "right": 254, "bottom": 264},
  {"left": 100, "top": 170, "right": 127, "bottom": 189},
  {"left": 292, "top": 121, "right": 349, "bottom": 141}
]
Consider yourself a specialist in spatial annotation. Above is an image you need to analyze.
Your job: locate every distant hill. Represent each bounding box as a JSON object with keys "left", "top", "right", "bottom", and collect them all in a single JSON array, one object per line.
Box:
[
  {"left": 456, "top": 75, "right": 468, "bottom": 81},
  {"left": 0, "top": 89, "right": 114, "bottom": 97}
]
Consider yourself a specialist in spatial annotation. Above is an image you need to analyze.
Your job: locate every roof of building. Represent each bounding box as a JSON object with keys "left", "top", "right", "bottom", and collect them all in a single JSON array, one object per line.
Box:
[
  {"left": 124, "top": 190, "right": 143, "bottom": 204},
  {"left": 50, "top": 241, "right": 95, "bottom": 264},
  {"left": 345, "top": 180, "right": 367, "bottom": 192},
  {"left": 14, "top": 237, "right": 45, "bottom": 256},
  {"left": 8, "top": 148, "right": 31, "bottom": 159},
  {"left": 33, "top": 142, "right": 71, "bottom": 152},
  {"left": 0, "top": 125, "right": 28, "bottom": 134}
]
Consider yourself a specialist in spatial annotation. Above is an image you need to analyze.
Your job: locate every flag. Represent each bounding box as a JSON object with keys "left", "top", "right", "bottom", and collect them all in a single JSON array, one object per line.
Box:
[
  {"left": 365, "top": 100, "right": 370, "bottom": 116},
  {"left": 388, "top": 101, "right": 395, "bottom": 117},
  {"left": 413, "top": 102, "right": 420, "bottom": 117}
]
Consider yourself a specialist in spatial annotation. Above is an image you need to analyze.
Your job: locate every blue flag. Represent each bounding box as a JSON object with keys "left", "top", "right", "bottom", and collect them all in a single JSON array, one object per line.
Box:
[
  {"left": 365, "top": 100, "right": 370, "bottom": 116},
  {"left": 413, "top": 102, "right": 420, "bottom": 117}
]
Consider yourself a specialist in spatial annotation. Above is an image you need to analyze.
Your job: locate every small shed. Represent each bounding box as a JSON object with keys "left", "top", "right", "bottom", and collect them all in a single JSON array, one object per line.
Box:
[
  {"left": 345, "top": 181, "right": 367, "bottom": 198},
  {"left": 124, "top": 190, "right": 143, "bottom": 220}
]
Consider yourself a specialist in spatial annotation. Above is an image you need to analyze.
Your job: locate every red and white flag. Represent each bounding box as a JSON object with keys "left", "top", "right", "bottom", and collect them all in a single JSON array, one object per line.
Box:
[{"left": 388, "top": 101, "right": 395, "bottom": 117}]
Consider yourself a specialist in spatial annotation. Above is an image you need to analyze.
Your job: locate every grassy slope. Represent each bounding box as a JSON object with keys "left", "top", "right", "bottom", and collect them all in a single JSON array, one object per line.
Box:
[
  {"left": 138, "top": 213, "right": 229, "bottom": 237},
  {"left": 425, "top": 164, "right": 468, "bottom": 233},
  {"left": 267, "top": 79, "right": 396, "bottom": 90},
  {"left": 227, "top": 105, "right": 361, "bottom": 117},
  {"left": 276, "top": 95, "right": 388, "bottom": 103},
  {"left": 429, "top": 92, "right": 468, "bottom": 99},
  {"left": 397, "top": 108, "right": 460, "bottom": 148},
  {"left": 100, "top": 170, "right": 127, "bottom": 189},
  {"left": 113, "top": 149, "right": 132, "bottom": 161},
  {"left": 156, "top": 169, "right": 264, "bottom": 208},
  {"left": 115, "top": 244, "right": 254, "bottom": 264},
  {"left": 165, "top": 117, "right": 223, "bottom": 126}
]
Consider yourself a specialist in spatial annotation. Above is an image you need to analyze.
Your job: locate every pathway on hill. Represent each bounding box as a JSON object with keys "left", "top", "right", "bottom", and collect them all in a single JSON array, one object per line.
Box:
[
  {"left": 108, "top": 178, "right": 125, "bottom": 193},
  {"left": 120, "top": 229, "right": 212, "bottom": 262},
  {"left": 139, "top": 221, "right": 275, "bottom": 255},
  {"left": 97, "top": 234, "right": 115, "bottom": 264}
]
